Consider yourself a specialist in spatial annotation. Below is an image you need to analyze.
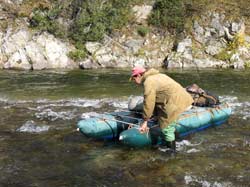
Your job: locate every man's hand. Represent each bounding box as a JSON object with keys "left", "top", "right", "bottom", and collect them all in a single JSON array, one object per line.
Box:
[{"left": 139, "top": 121, "right": 149, "bottom": 133}]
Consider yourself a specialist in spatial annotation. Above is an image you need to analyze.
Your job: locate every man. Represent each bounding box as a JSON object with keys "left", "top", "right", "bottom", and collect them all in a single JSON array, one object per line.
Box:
[{"left": 131, "top": 67, "right": 193, "bottom": 153}]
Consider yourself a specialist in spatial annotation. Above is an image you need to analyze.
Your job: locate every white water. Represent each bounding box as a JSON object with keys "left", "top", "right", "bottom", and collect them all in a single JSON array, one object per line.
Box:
[
  {"left": 2, "top": 95, "right": 250, "bottom": 135},
  {"left": 184, "top": 175, "right": 233, "bottom": 187},
  {"left": 17, "top": 120, "right": 50, "bottom": 133}
]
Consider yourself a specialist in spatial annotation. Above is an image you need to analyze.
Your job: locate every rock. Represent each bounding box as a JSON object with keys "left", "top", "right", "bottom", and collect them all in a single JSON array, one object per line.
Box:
[
  {"left": 238, "top": 47, "right": 250, "bottom": 58},
  {"left": 0, "top": 27, "right": 77, "bottom": 70},
  {"left": 132, "top": 5, "right": 152, "bottom": 24},
  {"left": 79, "top": 59, "right": 100, "bottom": 69},
  {"left": 176, "top": 38, "right": 192, "bottom": 53},
  {"left": 166, "top": 53, "right": 229, "bottom": 69},
  {"left": 165, "top": 53, "right": 185, "bottom": 68},
  {"left": 96, "top": 54, "right": 117, "bottom": 68},
  {"left": 124, "top": 39, "right": 144, "bottom": 53},
  {"left": 24, "top": 41, "right": 48, "bottom": 70},
  {"left": 133, "top": 58, "right": 146, "bottom": 68},
  {"left": 165, "top": 37, "right": 193, "bottom": 68},
  {"left": 193, "top": 21, "right": 205, "bottom": 43},
  {"left": 116, "top": 56, "right": 133, "bottom": 68},
  {"left": 1, "top": 28, "right": 31, "bottom": 56},
  {"left": 193, "top": 58, "right": 227, "bottom": 68},
  {"left": 0, "top": 32, "right": 3, "bottom": 69},
  {"left": 230, "top": 53, "right": 245, "bottom": 69},
  {"left": 224, "top": 26, "right": 234, "bottom": 41},
  {"left": 146, "top": 58, "right": 163, "bottom": 68},
  {"left": 210, "top": 13, "right": 225, "bottom": 37},
  {"left": 205, "top": 39, "right": 226, "bottom": 56},
  {"left": 245, "top": 36, "right": 250, "bottom": 43},
  {"left": 35, "top": 32, "right": 77, "bottom": 69},
  {"left": 4, "top": 48, "right": 32, "bottom": 70},
  {"left": 3, "top": 0, "right": 23, "bottom": 5},
  {"left": 0, "top": 51, "right": 4, "bottom": 69},
  {"left": 231, "top": 22, "right": 245, "bottom": 34},
  {"left": 85, "top": 42, "right": 102, "bottom": 54}
]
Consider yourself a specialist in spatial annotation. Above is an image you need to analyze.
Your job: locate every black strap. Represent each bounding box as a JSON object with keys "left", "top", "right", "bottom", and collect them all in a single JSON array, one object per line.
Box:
[{"left": 103, "top": 119, "right": 116, "bottom": 139}]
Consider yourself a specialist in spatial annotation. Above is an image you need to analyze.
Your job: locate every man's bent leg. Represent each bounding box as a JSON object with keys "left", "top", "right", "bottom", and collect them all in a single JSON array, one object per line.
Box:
[{"left": 159, "top": 123, "right": 176, "bottom": 153}]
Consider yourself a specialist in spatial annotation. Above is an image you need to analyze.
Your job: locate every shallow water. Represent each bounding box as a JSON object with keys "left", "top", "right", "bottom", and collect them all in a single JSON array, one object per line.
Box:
[{"left": 0, "top": 69, "right": 250, "bottom": 187}]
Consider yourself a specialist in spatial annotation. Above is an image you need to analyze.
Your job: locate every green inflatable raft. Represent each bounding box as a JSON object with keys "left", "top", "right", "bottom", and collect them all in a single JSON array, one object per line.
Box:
[{"left": 77, "top": 103, "right": 232, "bottom": 147}]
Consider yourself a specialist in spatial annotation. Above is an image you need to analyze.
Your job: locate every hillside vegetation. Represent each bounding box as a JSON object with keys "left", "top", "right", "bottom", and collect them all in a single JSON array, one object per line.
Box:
[
  {"left": 1, "top": 0, "right": 250, "bottom": 61},
  {"left": 14, "top": 0, "right": 249, "bottom": 46}
]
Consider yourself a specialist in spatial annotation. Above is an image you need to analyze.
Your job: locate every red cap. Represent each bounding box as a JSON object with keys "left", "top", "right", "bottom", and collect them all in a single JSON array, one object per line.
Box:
[{"left": 131, "top": 66, "right": 146, "bottom": 77}]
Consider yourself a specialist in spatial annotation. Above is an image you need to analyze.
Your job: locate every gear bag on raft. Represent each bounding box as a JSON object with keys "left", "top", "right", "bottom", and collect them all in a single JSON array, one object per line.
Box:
[
  {"left": 185, "top": 84, "right": 220, "bottom": 107},
  {"left": 128, "top": 96, "right": 144, "bottom": 111}
]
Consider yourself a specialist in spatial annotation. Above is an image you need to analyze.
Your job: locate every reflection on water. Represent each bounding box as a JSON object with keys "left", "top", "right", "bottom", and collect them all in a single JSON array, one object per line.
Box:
[{"left": 0, "top": 69, "right": 250, "bottom": 187}]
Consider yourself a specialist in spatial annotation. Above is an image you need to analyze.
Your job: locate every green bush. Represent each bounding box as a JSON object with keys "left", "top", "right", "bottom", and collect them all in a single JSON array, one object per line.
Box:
[
  {"left": 215, "top": 50, "right": 233, "bottom": 62},
  {"left": 148, "top": 0, "right": 185, "bottom": 33},
  {"left": 69, "top": 0, "right": 134, "bottom": 45},
  {"left": 215, "top": 33, "right": 246, "bottom": 62},
  {"left": 29, "top": 6, "right": 66, "bottom": 38},
  {"left": 137, "top": 26, "right": 150, "bottom": 37},
  {"left": 244, "top": 61, "right": 250, "bottom": 68},
  {"left": 68, "top": 49, "right": 87, "bottom": 61}
]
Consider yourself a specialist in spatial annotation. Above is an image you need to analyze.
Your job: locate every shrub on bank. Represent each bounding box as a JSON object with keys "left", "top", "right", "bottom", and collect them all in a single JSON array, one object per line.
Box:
[
  {"left": 68, "top": 49, "right": 87, "bottom": 61},
  {"left": 148, "top": 0, "right": 185, "bottom": 34},
  {"left": 28, "top": 0, "right": 250, "bottom": 47},
  {"left": 69, "top": 0, "right": 134, "bottom": 45},
  {"left": 29, "top": 6, "right": 66, "bottom": 38},
  {"left": 137, "top": 26, "right": 150, "bottom": 37}
]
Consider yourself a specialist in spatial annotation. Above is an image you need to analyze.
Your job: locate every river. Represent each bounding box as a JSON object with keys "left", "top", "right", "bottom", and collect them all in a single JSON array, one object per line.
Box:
[{"left": 0, "top": 68, "right": 249, "bottom": 187}]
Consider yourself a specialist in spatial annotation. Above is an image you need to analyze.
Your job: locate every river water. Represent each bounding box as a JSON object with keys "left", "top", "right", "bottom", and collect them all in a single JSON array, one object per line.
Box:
[{"left": 0, "top": 69, "right": 249, "bottom": 187}]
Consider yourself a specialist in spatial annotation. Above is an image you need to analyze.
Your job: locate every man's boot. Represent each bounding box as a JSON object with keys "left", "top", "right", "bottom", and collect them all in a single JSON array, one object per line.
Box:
[
  {"left": 158, "top": 140, "right": 176, "bottom": 155},
  {"left": 166, "top": 141, "right": 176, "bottom": 152}
]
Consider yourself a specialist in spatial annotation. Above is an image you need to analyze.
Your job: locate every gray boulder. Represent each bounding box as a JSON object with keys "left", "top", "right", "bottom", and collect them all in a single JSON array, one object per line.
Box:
[{"left": 79, "top": 59, "right": 100, "bottom": 69}]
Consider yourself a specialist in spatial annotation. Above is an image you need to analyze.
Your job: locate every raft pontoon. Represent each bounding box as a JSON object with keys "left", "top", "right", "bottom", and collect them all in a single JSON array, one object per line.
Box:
[{"left": 77, "top": 103, "right": 231, "bottom": 147}]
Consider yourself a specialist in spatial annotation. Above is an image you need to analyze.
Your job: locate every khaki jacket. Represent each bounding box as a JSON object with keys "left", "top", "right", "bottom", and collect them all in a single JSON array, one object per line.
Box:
[{"left": 142, "top": 69, "right": 194, "bottom": 128}]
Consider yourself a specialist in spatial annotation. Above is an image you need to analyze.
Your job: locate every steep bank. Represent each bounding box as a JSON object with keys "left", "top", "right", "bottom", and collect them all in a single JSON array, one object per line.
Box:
[{"left": 0, "top": 0, "right": 250, "bottom": 70}]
